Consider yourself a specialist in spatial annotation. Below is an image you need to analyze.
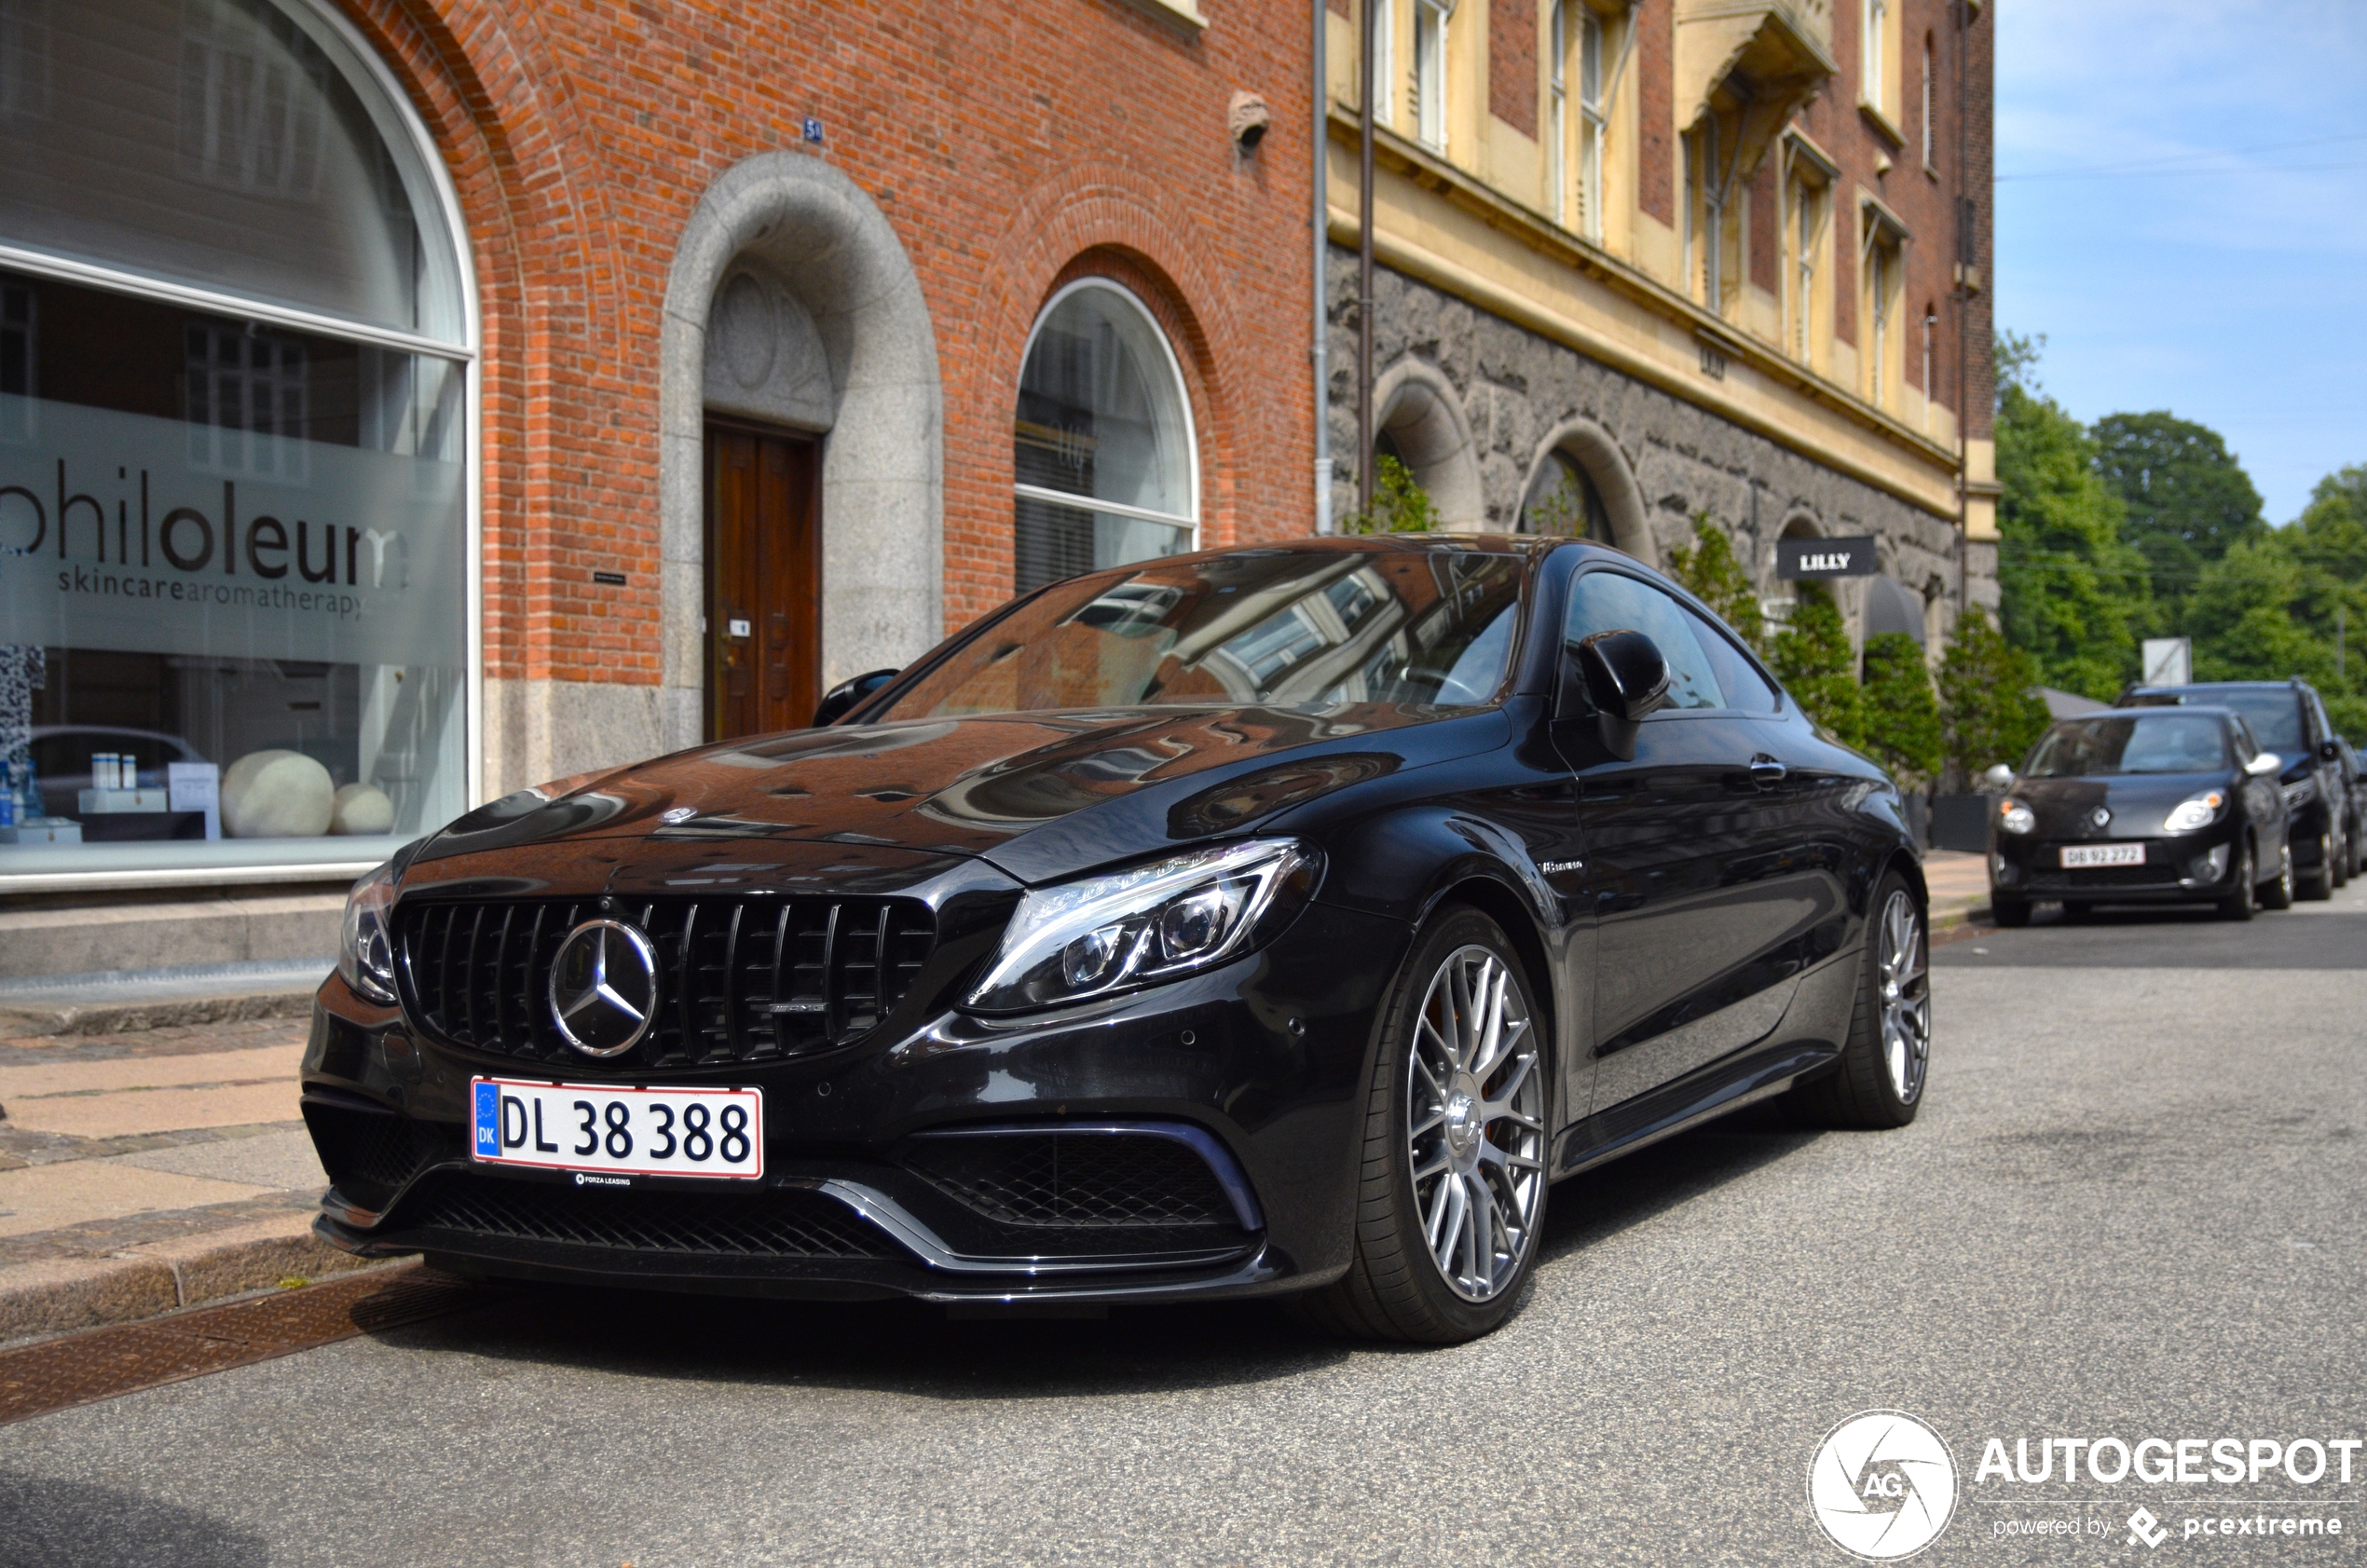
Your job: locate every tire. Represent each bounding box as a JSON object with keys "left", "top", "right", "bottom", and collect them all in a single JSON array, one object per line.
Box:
[
  {"left": 1991, "top": 896, "right": 2031, "bottom": 928},
  {"left": 2259, "top": 840, "right": 2294, "bottom": 910},
  {"left": 1289, "top": 907, "right": 1550, "bottom": 1344},
  {"left": 1788, "top": 872, "right": 1930, "bottom": 1130},
  {"left": 2333, "top": 825, "right": 2350, "bottom": 888},
  {"left": 2217, "top": 839, "right": 2255, "bottom": 921},
  {"left": 2300, "top": 827, "right": 2335, "bottom": 901},
  {"left": 2349, "top": 818, "right": 2364, "bottom": 879}
]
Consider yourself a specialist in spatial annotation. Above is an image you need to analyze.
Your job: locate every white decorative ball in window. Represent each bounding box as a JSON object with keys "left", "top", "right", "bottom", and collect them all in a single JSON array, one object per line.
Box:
[{"left": 220, "top": 750, "right": 335, "bottom": 839}]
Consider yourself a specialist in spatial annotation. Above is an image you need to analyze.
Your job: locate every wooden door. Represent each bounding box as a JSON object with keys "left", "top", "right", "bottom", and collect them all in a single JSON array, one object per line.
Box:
[{"left": 705, "top": 423, "right": 821, "bottom": 740}]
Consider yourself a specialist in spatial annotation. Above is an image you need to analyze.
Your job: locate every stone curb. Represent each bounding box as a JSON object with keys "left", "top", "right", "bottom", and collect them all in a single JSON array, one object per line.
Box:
[
  {"left": 0, "top": 987, "right": 319, "bottom": 1040},
  {"left": 0, "top": 1211, "right": 410, "bottom": 1349}
]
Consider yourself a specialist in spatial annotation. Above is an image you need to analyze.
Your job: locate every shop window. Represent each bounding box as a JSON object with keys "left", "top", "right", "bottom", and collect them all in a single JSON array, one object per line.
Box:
[
  {"left": 1012, "top": 279, "right": 1197, "bottom": 595},
  {"left": 0, "top": 0, "right": 471, "bottom": 881}
]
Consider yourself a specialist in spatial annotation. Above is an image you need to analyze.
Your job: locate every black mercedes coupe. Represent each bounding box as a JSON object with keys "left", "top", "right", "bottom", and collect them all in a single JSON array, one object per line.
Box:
[{"left": 307, "top": 536, "right": 1930, "bottom": 1343}]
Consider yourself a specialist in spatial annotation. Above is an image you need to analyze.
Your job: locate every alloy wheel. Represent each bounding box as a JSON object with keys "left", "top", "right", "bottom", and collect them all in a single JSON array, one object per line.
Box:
[
  {"left": 1405, "top": 945, "right": 1546, "bottom": 1302},
  {"left": 1878, "top": 890, "right": 1931, "bottom": 1105}
]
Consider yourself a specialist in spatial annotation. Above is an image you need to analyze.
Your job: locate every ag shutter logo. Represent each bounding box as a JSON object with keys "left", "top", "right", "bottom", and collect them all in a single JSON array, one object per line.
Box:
[{"left": 1809, "top": 1411, "right": 1959, "bottom": 1561}]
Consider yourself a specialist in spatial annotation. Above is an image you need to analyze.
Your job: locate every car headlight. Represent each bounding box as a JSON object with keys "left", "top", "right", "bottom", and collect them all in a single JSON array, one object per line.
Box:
[
  {"left": 965, "top": 839, "right": 1320, "bottom": 1015},
  {"left": 1998, "top": 799, "right": 2036, "bottom": 836},
  {"left": 338, "top": 859, "right": 400, "bottom": 1004},
  {"left": 2163, "top": 790, "right": 2226, "bottom": 834}
]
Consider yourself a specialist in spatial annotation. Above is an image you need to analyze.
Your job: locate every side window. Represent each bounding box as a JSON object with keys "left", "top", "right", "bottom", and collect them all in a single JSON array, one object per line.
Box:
[
  {"left": 1682, "top": 605, "right": 1778, "bottom": 713},
  {"left": 1562, "top": 571, "right": 1725, "bottom": 711}
]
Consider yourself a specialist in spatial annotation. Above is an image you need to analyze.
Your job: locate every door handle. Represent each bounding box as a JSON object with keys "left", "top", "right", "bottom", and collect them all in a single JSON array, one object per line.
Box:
[{"left": 1748, "top": 755, "right": 1786, "bottom": 787}]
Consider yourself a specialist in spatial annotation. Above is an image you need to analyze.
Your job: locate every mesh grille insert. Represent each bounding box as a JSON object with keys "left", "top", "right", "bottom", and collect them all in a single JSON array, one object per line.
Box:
[
  {"left": 304, "top": 1102, "right": 449, "bottom": 1204},
  {"left": 395, "top": 1173, "right": 899, "bottom": 1261},
  {"left": 905, "top": 1132, "right": 1238, "bottom": 1230},
  {"left": 395, "top": 895, "right": 937, "bottom": 1068}
]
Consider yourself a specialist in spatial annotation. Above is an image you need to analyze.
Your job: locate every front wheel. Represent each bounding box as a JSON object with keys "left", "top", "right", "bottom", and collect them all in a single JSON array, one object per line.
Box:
[
  {"left": 2260, "top": 840, "right": 2295, "bottom": 910},
  {"left": 1291, "top": 907, "right": 1549, "bottom": 1344},
  {"left": 2301, "top": 827, "right": 2336, "bottom": 900},
  {"left": 2217, "top": 839, "right": 2256, "bottom": 921},
  {"left": 1991, "top": 895, "right": 2031, "bottom": 928},
  {"left": 1789, "top": 872, "right": 1930, "bottom": 1130}
]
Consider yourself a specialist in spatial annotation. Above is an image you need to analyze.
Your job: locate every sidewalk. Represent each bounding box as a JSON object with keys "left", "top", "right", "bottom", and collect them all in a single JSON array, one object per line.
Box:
[
  {"left": 1922, "top": 849, "right": 1991, "bottom": 932},
  {"left": 0, "top": 1014, "right": 384, "bottom": 1346}
]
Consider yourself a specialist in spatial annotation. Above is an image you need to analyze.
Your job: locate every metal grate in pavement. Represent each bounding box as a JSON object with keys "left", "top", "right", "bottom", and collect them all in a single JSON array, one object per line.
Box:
[{"left": 0, "top": 1264, "right": 484, "bottom": 1426}]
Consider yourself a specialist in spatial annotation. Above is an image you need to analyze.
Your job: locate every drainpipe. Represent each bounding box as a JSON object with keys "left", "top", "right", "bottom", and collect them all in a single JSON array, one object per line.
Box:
[
  {"left": 1313, "top": 0, "right": 1333, "bottom": 533},
  {"left": 1954, "top": 0, "right": 1970, "bottom": 619},
  {"left": 1358, "top": 0, "right": 1377, "bottom": 520}
]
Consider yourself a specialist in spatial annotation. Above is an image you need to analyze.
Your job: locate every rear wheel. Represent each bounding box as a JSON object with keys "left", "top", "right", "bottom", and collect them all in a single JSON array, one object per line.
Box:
[
  {"left": 2217, "top": 839, "right": 2256, "bottom": 921},
  {"left": 1789, "top": 873, "right": 1929, "bottom": 1130},
  {"left": 2300, "top": 827, "right": 2335, "bottom": 901},
  {"left": 1991, "top": 896, "right": 2031, "bottom": 928},
  {"left": 1292, "top": 907, "right": 1549, "bottom": 1344},
  {"left": 2259, "top": 840, "right": 2294, "bottom": 910}
]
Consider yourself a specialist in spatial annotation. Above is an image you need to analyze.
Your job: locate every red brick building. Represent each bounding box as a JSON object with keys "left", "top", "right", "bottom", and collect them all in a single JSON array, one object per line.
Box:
[{"left": 0, "top": 0, "right": 1320, "bottom": 919}]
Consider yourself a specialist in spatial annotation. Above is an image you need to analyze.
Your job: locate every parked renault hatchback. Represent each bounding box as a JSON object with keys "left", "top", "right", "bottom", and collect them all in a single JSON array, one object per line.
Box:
[
  {"left": 2119, "top": 679, "right": 2347, "bottom": 899},
  {"left": 305, "top": 536, "right": 1929, "bottom": 1343},
  {"left": 1990, "top": 706, "right": 2292, "bottom": 925}
]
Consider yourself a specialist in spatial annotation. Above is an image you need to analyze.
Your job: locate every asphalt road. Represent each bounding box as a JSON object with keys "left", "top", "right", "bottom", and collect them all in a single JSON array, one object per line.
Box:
[{"left": 6, "top": 884, "right": 2364, "bottom": 1567}]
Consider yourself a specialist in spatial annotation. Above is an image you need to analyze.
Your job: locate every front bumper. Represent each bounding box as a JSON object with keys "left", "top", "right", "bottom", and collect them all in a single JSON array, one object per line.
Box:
[
  {"left": 302, "top": 899, "right": 1409, "bottom": 1304},
  {"left": 1989, "top": 826, "right": 2243, "bottom": 904}
]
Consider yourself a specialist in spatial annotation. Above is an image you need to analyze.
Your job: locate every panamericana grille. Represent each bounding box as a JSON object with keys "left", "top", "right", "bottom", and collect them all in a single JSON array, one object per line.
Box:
[
  {"left": 905, "top": 1132, "right": 1238, "bottom": 1230},
  {"left": 397, "top": 896, "right": 936, "bottom": 1067},
  {"left": 394, "top": 1172, "right": 899, "bottom": 1261}
]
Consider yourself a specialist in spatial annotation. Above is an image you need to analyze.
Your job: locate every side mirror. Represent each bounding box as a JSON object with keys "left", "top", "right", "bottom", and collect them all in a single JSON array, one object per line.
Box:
[
  {"left": 813, "top": 668, "right": 901, "bottom": 729},
  {"left": 2246, "top": 751, "right": 2282, "bottom": 777},
  {"left": 1982, "top": 763, "right": 2015, "bottom": 790},
  {"left": 2321, "top": 740, "right": 2342, "bottom": 763},
  {"left": 1573, "top": 630, "right": 1670, "bottom": 761}
]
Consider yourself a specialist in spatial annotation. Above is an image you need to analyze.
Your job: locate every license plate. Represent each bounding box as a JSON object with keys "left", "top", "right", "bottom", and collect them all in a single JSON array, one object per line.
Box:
[
  {"left": 470, "top": 1078, "right": 763, "bottom": 1180},
  {"left": 2059, "top": 843, "right": 2145, "bottom": 869}
]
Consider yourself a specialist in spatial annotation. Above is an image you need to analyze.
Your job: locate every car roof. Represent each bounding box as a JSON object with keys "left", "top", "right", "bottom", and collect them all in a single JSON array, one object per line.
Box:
[
  {"left": 2056, "top": 705, "right": 2242, "bottom": 722},
  {"left": 2124, "top": 681, "right": 2301, "bottom": 696}
]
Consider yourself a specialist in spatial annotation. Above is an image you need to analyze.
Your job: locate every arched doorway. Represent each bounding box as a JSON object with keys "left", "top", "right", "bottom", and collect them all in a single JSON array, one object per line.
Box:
[
  {"left": 1519, "top": 451, "right": 1614, "bottom": 541},
  {"left": 660, "top": 153, "right": 943, "bottom": 749}
]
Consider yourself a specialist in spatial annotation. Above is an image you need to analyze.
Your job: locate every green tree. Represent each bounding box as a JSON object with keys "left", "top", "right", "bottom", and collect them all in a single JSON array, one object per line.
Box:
[
  {"left": 2090, "top": 412, "right": 2266, "bottom": 608},
  {"left": 1770, "top": 584, "right": 1863, "bottom": 747},
  {"left": 1663, "top": 513, "right": 1767, "bottom": 654},
  {"left": 1860, "top": 632, "right": 1943, "bottom": 785},
  {"left": 1341, "top": 453, "right": 1441, "bottom": 535},
  {"left": 1936, "top": 606, "right": 2051, "bottom": 781},
  {"left": 1996, "top": 367, "right": 2153, "bottom": 700}
]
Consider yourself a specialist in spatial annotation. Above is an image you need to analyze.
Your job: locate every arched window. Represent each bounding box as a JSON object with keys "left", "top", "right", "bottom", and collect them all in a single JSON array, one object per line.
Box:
[
  {"left": 0, "top": 0, "right": 473, "bottom": 881},
  {"left": 1012, "top": 279, "right": 1197, "bottom": 594},
  {"left": 1519, "top": 450, "right": 1613, "bottom": 543}
]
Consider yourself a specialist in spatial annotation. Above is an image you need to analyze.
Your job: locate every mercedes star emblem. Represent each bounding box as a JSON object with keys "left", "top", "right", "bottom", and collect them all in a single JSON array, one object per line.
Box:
[
  {"left": 548, "top": 919, "right": 659, "bottom": 1058},
  {"left": 2089, "top": 807, "right": 2113, "bottom": 829}
]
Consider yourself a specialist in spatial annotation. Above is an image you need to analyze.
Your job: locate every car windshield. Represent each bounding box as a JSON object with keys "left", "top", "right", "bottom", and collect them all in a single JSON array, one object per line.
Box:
[
  {"left": 2023, "top": 714, "right": 2234, "bottom": 777},
  {"left": 2203, "top": 690, "right": 2305, "bottom": 755},
  {"left": 878, "top": 548, "right": 1526, "bottom": 719}
]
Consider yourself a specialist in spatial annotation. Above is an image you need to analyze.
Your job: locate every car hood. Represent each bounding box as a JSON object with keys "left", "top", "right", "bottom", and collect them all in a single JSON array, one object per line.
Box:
[
  {"left": 413, "top": 702, "right": 1511, "bottom": 887},
  {"left": 2011, "top": 772, "right": 2235, "bottom": 839}
]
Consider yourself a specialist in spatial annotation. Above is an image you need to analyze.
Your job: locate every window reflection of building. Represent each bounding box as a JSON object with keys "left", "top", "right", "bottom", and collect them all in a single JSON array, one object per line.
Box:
[{"left": 1012, "top": 278, "right": 1197, "bottom": 595}]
